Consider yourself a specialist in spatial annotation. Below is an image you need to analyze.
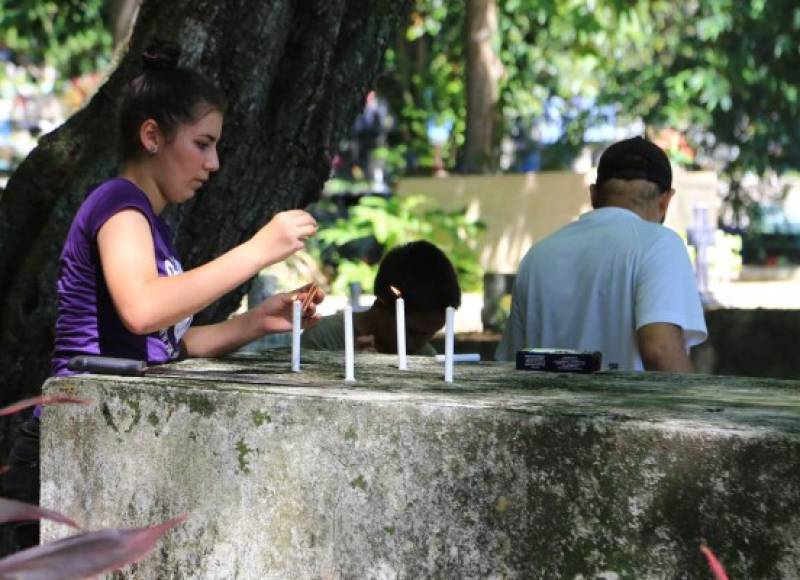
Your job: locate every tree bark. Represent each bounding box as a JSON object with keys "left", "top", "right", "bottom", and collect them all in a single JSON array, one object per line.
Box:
[
  {"left": 0, "top": 0, "right": 410, "bottom": 415},
  {"left": 462, "top": 0, "right": 503, "bottom": 173}
]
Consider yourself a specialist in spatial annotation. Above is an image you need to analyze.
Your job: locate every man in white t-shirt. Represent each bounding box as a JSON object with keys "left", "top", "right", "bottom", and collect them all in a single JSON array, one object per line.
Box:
[{"left": 495, "top": 137, "right": 707, "bottom": 372}]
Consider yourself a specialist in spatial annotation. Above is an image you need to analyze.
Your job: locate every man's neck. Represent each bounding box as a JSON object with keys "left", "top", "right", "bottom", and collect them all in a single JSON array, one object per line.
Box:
[{"left": 595, "top": 199, "right": 661, "bottom": 223}]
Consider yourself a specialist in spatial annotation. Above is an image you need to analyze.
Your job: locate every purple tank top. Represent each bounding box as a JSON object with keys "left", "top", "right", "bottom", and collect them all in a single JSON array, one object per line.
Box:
[{"left": 50, "top": 178, "right": 192, "bottom": 377}]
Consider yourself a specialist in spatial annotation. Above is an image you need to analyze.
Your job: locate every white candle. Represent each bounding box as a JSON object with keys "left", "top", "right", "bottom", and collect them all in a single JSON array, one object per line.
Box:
[
  {"left": 436, "top": 353, "right": 480, "bottom": 363},
  {"left": 344, "top": 305, "right": 355, "bottom": 382},
  {"left": 291, "top": 299, "right": 301, "bottom": 372},
  {"left": 444, "top": 306, "right": 455, "bottom": 382},
  {"left": 396, "top": 296, "right": 407, "bottom": 370}
]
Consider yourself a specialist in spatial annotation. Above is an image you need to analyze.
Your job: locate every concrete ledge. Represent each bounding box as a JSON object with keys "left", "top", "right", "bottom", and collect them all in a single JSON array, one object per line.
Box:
[
  {"left": 41, "top": 350, "right": 800, "bottom": 578},
  {"left": 694, "top": 309, "right": 800, "bottom": 379}
]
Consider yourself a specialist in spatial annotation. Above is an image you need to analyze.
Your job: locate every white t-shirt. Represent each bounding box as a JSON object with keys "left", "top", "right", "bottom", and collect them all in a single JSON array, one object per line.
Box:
[{"left": 495, "top": 207, "right": 707, "bottom": 370}]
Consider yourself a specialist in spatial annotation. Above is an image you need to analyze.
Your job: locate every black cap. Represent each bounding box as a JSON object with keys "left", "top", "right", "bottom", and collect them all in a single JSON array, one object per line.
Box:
[{"left": 596, "top": 137, "right": 672, "bottom": 192}]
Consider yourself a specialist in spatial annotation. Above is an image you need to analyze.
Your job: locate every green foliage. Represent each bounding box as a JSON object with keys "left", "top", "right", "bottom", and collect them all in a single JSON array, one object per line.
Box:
[
  {"left": 384, "top": 1, "right": 466, "bottom": 168},
  {"left": 599, "top": 0, "right": 800, "bottom": 224},
  {"left": 313, "top": 195, "right": 486, "bottom": 295},
  {"left": 383, "top": 0, "right": 655, "bottom": 171},
  {"left": 383, "top": 0, "right": 800, "bottom": 223},
  {"left": 329, "top": 260, "right": 378, "bottom": 296},
  {"left": 0, "top": 0, "right": 112, "bottom": 77},
  {"left": 371, "top": 145, "right": 408, "bottom": 177}
]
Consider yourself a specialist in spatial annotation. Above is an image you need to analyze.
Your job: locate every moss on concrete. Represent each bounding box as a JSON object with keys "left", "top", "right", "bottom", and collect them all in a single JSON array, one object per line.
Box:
[
  {"left": 235, "top": 438, "right": 253, "bottom": 474},
  {"left": 251, "top": 410, "right": 271, "bottom": 427},
  {"left": 350, "top": 474, "right": 368, "bottom": 491}
]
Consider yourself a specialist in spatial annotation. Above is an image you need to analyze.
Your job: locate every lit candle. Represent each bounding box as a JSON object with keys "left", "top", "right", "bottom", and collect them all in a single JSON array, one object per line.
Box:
[
  {"left": 291, "top": 299, "right": 301, "bottom": 372},
  {"left": 390, "top": 285, "right": 407, "bottom": 370},
  {"left": 344, "top": 305, "right": 355, "bottom": 382},
  {"left": 444, "top": 306, "right": 455, "bottom": 382}
]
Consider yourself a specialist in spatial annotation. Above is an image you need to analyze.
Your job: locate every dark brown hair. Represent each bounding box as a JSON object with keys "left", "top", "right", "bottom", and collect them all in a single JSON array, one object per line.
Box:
[
  {"left": 374, "top": 241, "right": 462, "bottom": 313},
  {"left": 118, "top": 42, "right": 226, "bottom": 159}
]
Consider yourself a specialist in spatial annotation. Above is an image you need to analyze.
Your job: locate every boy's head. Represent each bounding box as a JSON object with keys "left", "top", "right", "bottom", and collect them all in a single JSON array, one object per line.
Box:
[{"left": 370, "top": 241, "right": 461, "bottom": 354}]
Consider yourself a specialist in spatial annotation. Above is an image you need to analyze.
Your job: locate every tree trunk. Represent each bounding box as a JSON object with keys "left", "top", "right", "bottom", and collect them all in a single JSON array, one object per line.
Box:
[
  {"left": 0, "top": 0, "right": 409, "bottom": 416},
  {"left": 462, "top": 0, "right": 503, "bottom": 173},
  {"left": 108, "top": 0, "right": 143, "bottom": 47}
]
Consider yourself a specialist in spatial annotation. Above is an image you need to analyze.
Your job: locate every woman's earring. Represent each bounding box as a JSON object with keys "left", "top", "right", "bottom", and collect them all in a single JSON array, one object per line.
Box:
[{"left": 148, "top": 146, "right": 158, "bottom": 155}]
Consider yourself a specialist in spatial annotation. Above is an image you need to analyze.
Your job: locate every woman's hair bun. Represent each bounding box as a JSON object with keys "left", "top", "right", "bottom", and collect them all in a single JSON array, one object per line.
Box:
[{"left": 141, "top": 41, "right": 181, "bottom": 72}]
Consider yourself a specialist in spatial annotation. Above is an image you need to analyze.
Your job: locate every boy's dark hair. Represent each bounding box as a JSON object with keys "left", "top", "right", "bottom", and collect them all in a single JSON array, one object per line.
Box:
[
  {"left": 118, "top": 41, "right": 226, "bottom": 159},
  {"left": 374, "top": 241, "right": 461, "bottom": 313}
]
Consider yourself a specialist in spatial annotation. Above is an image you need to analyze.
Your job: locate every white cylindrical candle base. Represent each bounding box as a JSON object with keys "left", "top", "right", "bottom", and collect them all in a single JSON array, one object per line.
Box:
[
  {"left": 396, "top": 297, "right": 407, "bottom": 370},
  {"left": 344, "top": 305, "right": 355, "bottom": 382},
  {"left": 291, "top": 300, "right": 301, "bottom": 372},
  {"left": 444, "top": 306, "right": 455, "bottom": 382}
]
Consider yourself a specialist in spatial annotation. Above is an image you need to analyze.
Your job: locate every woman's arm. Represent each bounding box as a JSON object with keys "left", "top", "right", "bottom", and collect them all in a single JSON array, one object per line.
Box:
[
  {"left": 181, "top": 287, "right": 325, "bottom": 357},
  {"left": 97, "top": 208, "right": 316, "bottom": 335}
]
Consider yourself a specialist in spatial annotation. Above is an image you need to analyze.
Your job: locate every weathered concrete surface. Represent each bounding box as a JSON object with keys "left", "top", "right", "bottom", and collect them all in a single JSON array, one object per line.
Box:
[{"left": 41, "top": 350, "right": 800, "bottom": 579}]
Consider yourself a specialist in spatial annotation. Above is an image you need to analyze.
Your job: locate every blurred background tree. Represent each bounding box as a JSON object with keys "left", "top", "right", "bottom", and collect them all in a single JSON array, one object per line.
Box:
[
  {"left": 381, "top": 0, "right": 657, "bottom": 174},
  {"left": 0, "top": 0, "right": 113, "bottom": 76},
  {"left": 607, "top": 0, "right": 800, "bottom": 227},
  {"left": 376, "top": 0, "right": 800, "bottom": 227},
  {"left": 5, "top": 0, "right": 800, "bottom": 223}
]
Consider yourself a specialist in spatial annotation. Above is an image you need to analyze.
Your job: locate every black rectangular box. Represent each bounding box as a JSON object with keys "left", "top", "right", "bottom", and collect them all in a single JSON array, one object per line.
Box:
[{"left": 515, "top": 348, "right": 602, "bottom": 373}]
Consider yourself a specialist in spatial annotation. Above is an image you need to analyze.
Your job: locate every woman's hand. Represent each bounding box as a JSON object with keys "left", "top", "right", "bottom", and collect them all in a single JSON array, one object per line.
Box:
[
  {"left": 250, "top": 283, "right": 326, "bottom": 334},
  {"left": 250, "top": 210, "right": 318, "bottom": 266},
  {"left": 182, "top": 284, "right": 325, "bottom": 358}
]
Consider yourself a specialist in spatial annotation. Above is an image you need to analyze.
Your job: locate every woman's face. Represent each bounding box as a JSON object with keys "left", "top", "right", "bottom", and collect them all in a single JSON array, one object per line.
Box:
[{"left": 152, "top": 109, "right": 223, "bottom": 205}]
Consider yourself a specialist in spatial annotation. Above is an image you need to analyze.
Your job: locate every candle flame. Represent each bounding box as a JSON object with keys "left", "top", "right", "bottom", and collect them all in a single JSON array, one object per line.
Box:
[{"left": 389, "top": 285, "right": 402, "bottom": 298}]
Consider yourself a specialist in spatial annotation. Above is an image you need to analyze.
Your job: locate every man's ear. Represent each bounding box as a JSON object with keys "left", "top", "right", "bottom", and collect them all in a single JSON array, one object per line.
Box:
[{"left": 658, "top": 188, "right": 676, "bottom": 220}]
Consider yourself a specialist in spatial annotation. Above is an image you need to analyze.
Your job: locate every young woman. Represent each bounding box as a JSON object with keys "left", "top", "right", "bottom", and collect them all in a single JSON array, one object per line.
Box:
[
  {"left": 3, "top": 42, "right": 323, "bottom": 550},
  {"left": 51, "top": 43, "right": 322, "bottom": 372}
]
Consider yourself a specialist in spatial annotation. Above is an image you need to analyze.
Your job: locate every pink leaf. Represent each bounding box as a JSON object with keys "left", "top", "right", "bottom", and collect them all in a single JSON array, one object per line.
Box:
[
  {"left": 700, "top": 544, "right": 729, "bottom": 580},
  {"left": 0, "top": 395, "right": 91, "bottom": 416},
  {"left": 0, "top": 497, "right": 80, "bottom": 529},
  {"left": 0, "top": 513, "right": 188, "bottom": 580}
]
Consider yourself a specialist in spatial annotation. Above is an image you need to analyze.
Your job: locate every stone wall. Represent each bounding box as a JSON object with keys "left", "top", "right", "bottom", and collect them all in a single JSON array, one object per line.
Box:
[
  {"left": 693, "top": 309, "right": 800, "bottom": 379},
  {"left": 41, "top": 350, "right": 800, "bottom": 578}
]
